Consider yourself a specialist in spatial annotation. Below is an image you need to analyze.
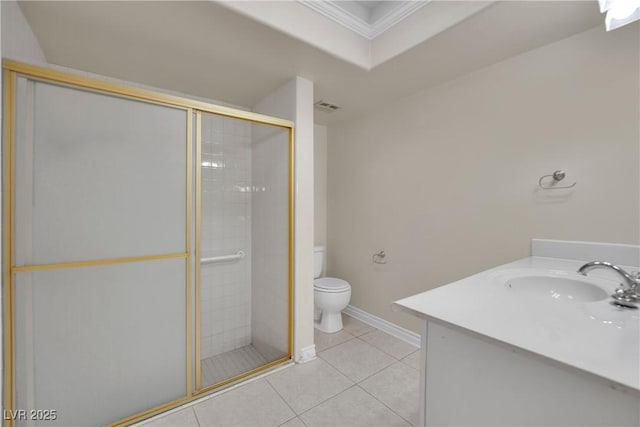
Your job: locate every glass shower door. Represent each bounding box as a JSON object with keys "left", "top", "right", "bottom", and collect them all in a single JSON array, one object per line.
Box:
[
  {"left": 4, "top": 62, "right": 294, "bottom": 426},
  {"left": 10, "top": 77, "right": 190, "bottom": 426}
]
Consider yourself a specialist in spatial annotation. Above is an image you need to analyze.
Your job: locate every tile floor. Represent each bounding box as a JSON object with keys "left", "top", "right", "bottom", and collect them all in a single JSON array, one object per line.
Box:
[
  {"left": 141, "top": 315, "right": 421, "bottom": 427},
  {"left": 201, "top": 345, "right": 267, "bottom": 388}
]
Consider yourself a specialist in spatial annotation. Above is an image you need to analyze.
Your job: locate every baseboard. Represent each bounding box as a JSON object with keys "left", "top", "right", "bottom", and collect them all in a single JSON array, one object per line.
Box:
[
  {"left": 343, "top": 305, "right": 420, "bottom": 348},
  {"left": 296, "top": 344, "right": 317, "bottom": 363}
]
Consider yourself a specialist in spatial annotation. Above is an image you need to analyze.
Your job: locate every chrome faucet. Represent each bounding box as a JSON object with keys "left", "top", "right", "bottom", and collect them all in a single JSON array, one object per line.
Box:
[{"left": 578, "top": 261, "right": 640, "bottom": 308}]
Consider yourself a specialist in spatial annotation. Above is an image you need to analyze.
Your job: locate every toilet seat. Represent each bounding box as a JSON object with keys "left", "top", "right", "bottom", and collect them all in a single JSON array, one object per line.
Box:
[{"left": 314, "top": 277, "right": 350, "bottom": 293}]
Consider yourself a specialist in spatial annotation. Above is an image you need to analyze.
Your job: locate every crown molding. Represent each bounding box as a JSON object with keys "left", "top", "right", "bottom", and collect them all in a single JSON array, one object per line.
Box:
[
  {"left": 370, "top": 1, "right": 430, "bottom": 38},
  {"left": 297, "top": 0, "right": 430, "bottom": 40},
  {"left": 298, "top": 0, "right": 372, "bottom": 39}
]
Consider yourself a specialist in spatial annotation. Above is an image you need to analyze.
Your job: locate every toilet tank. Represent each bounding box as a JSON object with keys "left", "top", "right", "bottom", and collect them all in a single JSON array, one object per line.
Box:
[{"left": 313, "top": 246, "right": 325, "bottom": 278}]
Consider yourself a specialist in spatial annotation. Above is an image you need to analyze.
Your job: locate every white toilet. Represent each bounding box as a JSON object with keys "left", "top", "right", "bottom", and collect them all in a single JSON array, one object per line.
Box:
[{"left": 314, "top": 246, "right": 351, "bottom": 333}]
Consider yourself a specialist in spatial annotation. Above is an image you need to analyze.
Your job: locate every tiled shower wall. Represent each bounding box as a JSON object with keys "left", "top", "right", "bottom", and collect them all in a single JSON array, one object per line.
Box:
[{"left": 200, "top": 114, "right": 252, "bottom": 360}]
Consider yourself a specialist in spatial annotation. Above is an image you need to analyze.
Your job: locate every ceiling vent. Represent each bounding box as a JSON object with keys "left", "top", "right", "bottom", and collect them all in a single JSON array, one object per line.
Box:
[{"left": 314, "top": 100, "right": 341, "bottom": 112}]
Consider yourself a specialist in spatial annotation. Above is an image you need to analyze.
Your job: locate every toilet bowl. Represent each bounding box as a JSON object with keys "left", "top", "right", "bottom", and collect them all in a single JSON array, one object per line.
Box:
[{"left": 314, "top": 246, "right": 351, "bottom": 333}]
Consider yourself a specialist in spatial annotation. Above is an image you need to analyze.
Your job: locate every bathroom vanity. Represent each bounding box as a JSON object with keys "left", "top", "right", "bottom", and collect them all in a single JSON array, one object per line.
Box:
[{"left": 393, "top": 240, "right": 640, "bottom": 427}]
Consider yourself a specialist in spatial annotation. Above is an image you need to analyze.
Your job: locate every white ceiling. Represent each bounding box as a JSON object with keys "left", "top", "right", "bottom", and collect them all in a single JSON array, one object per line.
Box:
[
  {"left": 226, "top": 0, "right": 492, "bottom": 65},
  {"left": 18, "top": 1, "right": 603, "bottom": 125}
]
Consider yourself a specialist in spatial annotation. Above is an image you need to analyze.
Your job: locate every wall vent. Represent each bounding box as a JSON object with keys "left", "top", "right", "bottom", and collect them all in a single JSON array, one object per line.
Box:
[{"left": 314, "top": 100, "right": 341, "bottom": 112}]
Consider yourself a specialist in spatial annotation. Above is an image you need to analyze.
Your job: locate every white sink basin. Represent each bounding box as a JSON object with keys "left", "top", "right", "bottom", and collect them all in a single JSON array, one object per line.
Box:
[
  {"left": 490, "top": 268, "right": 616, "bottom": 303},
  {"left": 504, "top": 276, "right": 609, "bottom": 302}
]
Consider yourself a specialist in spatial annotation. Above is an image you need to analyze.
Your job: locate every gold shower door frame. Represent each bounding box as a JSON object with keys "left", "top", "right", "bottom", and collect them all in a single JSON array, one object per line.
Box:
[{"left": 2, "top": 60, "right": 295, "bottom": 427}]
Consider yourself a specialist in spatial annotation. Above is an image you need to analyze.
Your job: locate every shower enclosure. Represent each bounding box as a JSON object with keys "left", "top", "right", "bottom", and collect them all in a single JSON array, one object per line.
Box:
[{"left": 2, "top": 61, "right": 294, "bottom": 426}]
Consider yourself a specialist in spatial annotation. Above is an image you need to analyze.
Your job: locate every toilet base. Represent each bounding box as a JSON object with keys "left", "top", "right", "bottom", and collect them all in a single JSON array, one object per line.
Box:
[{"left": 315, "top": 311, "right": 344, "bottom": 333}]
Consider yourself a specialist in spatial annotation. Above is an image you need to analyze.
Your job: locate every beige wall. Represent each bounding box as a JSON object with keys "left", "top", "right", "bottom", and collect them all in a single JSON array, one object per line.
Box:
[
  {"left": 1, "top": 0, "right": 46, "bottom": 64},
  {"left": 327, "top": 25, "right": 640, "bottom": 332},
  {"left": 314, "top": 124, "right": 328, "bottom": 247}
]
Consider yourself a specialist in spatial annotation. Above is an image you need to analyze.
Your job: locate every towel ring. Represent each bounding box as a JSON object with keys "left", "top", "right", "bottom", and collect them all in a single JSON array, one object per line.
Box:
[{"left": 538, "top": 170, "right": 576, "bottom": 190}]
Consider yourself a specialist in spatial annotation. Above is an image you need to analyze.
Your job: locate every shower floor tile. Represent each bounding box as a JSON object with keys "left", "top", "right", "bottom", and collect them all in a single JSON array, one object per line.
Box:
[{"left": 201, "top": 344, "right": 267, "bottom": 388}]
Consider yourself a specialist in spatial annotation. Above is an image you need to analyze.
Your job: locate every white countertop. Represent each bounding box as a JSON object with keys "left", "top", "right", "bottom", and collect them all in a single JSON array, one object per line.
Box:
[{"left": 393, "top": 256, "right": 640, "bottom": 391}]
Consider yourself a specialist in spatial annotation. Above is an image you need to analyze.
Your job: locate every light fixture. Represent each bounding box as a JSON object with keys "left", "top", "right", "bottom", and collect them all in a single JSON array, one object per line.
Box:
[{"left": 599, "top": 0, "right": 640, "bottom": 31}]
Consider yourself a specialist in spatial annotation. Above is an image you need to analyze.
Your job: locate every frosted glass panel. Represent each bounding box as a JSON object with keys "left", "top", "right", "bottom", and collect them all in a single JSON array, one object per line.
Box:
[
  {"left": 250, "top": 122, "right": 290, "bottom": 363},
  {"left": 14, "top": 78, "right": 187, "bottom": 265},
  {"left": 14, "top": 259, "right": 187, "bottom": 426}
]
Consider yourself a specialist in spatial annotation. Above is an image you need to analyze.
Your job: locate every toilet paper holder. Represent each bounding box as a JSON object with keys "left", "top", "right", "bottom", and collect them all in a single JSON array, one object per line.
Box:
[{"left": 372, "top": 251, "right": 387, "bottom": 264}]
